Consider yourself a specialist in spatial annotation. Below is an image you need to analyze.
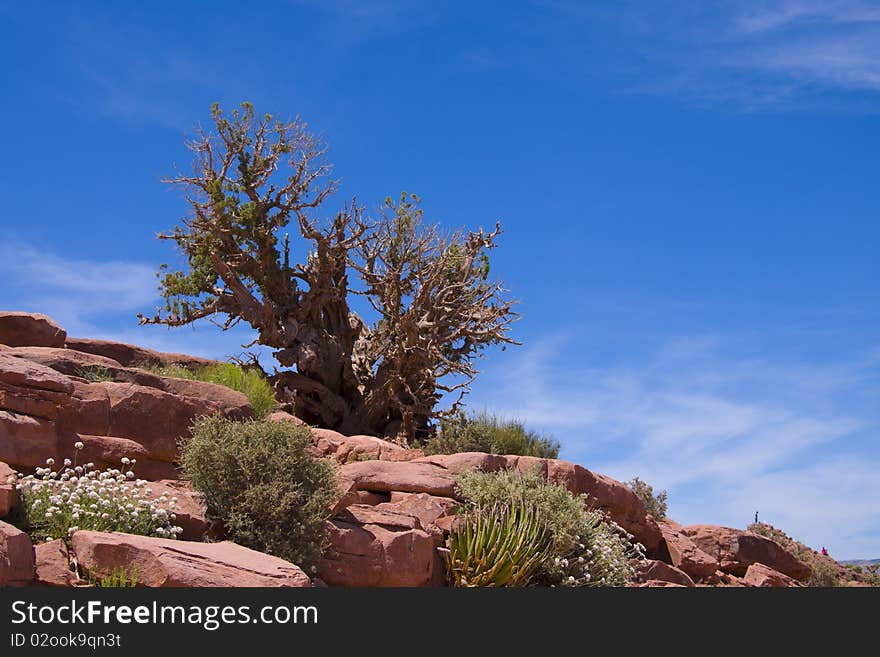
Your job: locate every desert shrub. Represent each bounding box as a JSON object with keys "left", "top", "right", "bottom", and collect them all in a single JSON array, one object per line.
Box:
[
  {"left": 74, "top": 366, "right": 114, "bottom": 382},
  {"left": 445, "top": 502, "right": 552, "bottom": 587},
  {"left": 422, "top": 412, "right": 560, "bottom": 458},
  {"left": 455, "top": 469, "right": 644, "bottom": 586},
  {"left": 808, "top": 559, "right": 841, "bottom": 587},
  {"left": 10, "top": 447, "right": 182, "bottom": 542},
  {"left": 626, "top": 477, "right": 668, "bottom": 520},
  {"left": 747, "top": 522, "right": 852, "bottom": 586},
  {"left": 146, "top": 362, "right": 277, "bottom": 418},
  {"left": 179, "top": 416, "right": 337, "bottom": 572}
]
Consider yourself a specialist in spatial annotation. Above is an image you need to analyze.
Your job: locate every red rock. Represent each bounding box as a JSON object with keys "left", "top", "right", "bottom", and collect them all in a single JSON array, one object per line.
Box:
[
  {"left": 318, "top": 518, "right": 436, "bottom": 587},
  {"left": 34, "top": 539, "right": 80, "bottom": 587},
  {"left": 680, "top": 525, "right": 811, "bottom": 581},
  {"left": 0, "top": 410, "right": 59, "bottom": 471},
  {"left": 5, "top": 346, "right": 124, "bottom": 377},
  {"left": 70, "top": 531, "right": 311, "bottom": 587},
  {"left": 146, "top": 480, "right": 208, "bottom": 541},
  {"left": 56, "top": 380, "right": 110, "bottom": 436},
  {"left": 658, "top": 519, "right": 718, "bottom": 579},
  {"left": 64, "top": 337, "right": 218, "bottom": 369},
  {"left": 100, "top": 382, "right": 220, "bottom": 461},
  {"left": 156, "top": 377, "right": 253, "bottom": 420},
  {"left": 637, "top": 580, "right": 687, "bottom": 588},
  {"left": 352, "top": 491, "right": 390, "bottom": 505},
  {"left": 743, "top": 563, "right": 801, "bottom": 587},
  {"left": 315, "top": 431, "right": 412, "bottom": 464},
  {"left": 378, "top": 493, "right": 459, "bottom": 531},
  {"left": 6, "top": 346, "right": 174, "bottom": 391},
  {"left": 0, "top": 351, "right": 74, "bottom": 394},
  {"left": 334, "top": 504, "right": 423, "bottom": 530},
  {"left": 544, "top": 460, "right": 662, "bottom": 554},
  {"left": 267, "top": 410, "right": 307, "bottom": 426},
  {"left": 337, "top": 460, "right": 457, "bottom": 498},
  {"left": 636, "top": 559, "right": 696, "bottom": 587},
  {"left": 0, "top": 520, "right": 34, "bottom": 586},
  {"left": 415, "top": 452, "right": 508, "bottom": 475},
  {"left": 0, "top": 461, "right": 19, "bottom": 517},
  {"left": 72, "top": 435, "right": 180, "bottom": 481},
  {"left": 0, "top": 312, "right": 66, "bottom": 348},
  {"left": 0, "top": 379, "right": 68, "bottom": 420}
]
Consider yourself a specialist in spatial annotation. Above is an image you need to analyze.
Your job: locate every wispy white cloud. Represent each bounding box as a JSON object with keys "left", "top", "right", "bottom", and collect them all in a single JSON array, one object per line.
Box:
[
  {"left": 736, "top": 0, "right": 880, "bottom": 34},
  {"left": 546, "top": 0, "right": 880, "bottom": 109},
  {"left": 0, "top": 242, "right": 261, "bottom": 362},
  {"left": 470, "top": 330, "right": 880, "bottom": 557}
]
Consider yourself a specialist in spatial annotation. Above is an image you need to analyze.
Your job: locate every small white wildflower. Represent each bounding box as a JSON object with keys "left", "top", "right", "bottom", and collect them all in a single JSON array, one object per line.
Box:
[
  {"left": 45, "top": 458, "right": 54, "bottom": 466},
  {"left": 74, "top": 441, "right": 84, "bottom": 450}
]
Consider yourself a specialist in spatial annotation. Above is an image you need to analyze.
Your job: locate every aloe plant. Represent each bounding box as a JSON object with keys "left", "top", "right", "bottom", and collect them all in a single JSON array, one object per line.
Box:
[{"left": 445, "top": 502, "right": 552, "bottom": 587}]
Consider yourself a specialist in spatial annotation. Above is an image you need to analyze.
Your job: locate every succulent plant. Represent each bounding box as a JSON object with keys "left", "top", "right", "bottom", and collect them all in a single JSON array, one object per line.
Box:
[{"left": 445, "top": 502, "right": 552, "bottom": 587}]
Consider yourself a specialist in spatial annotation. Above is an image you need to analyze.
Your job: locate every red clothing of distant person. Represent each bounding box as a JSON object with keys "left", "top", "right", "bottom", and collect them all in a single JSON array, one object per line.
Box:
[{"left": 821, "top": 547, "right": 829, "bottom": 556}]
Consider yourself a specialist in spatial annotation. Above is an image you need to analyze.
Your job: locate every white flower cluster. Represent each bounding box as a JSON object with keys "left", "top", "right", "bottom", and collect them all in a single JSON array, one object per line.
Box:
[
  {"left": 548, "top": 513, "right": 646, "bottom": 587},
  {"left": 9, "top": 448, "right": 183, "bottom": 542}
]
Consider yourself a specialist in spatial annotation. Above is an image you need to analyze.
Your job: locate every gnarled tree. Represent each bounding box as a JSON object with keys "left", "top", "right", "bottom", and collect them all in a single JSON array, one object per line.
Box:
[{"left": 139, "top": 102, "right": 517, "bottom": 440}]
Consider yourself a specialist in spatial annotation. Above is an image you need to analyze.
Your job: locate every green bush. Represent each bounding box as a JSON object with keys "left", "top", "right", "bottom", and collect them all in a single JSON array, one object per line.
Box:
[
  {"left": 808, "top": 559, "right": 841, "bottom": 587},
  {"left": 445, "top": 502, "right": 552, "bottom": 587},
  {"left": 455, "top": 469, "right": 643, "bottom": 586},
  {"left": 626, "top": 477, "right": 668, "bottom": 520},
  {"left": 179, "top": 416, "right": 338, "bottom": 573},
  {"left": 147, "top": 362, "right": 277, "bottom": 418},
  {"left": 11, "top": 449, "right": 182, "bottom": 543},
  {"left": 422, "top": 412, "right": 560, "bottom": 458}
]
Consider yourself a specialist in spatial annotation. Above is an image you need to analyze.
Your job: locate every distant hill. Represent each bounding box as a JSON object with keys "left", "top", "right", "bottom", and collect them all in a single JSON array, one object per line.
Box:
[{"left": 841, "top": 559, "right": 880, "bottom": 566}]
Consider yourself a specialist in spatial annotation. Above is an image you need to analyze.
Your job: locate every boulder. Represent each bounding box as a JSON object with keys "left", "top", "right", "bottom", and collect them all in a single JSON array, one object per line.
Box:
[
  {"left": 100, "top": 382, "right": 219, "bottom": 461},
  {"left": 658, "top": 519, "right": 718, "bottom": 579},
  {"left": 0, "top": 410, "right": 59, "bottom": 471},
  {"left": 318, "top": 512, "right": 436, "bottom": 587},
  {"left": 0, "top": 351, "right": 74, "bottom": 394},
  {"left": 415, "top": 452, "right": 508, "bottom": 474},
  {"left": 0, "top": 461, "right": 18, "bottom": 517},
  {"left": 380, "top": 492, "right": 460, "bottom": 532},
  {"left": 34, "top": 539, "right": 80, "bottom": 587},
  {"left": 635, "top": 559, "right": 696, "bottom": 587},
  {"left": 743, "top": 562, "right": 801, "bottom": 588},
  {"left": 337, "top": 460, "right": 457, "bottom": 498},
  {"left": 73, "top": 435, "right": 180, "bottom": 481},
  {"left": 155, "top": 377, "right": 252, "bottom": 420},
  {"left": 70, "top": 531, "right": 311, "bottom": 587},
  {"left": 64, "top": 337, "right": 218, "bottom": 369},
  {"left": 5, "top": 348, "right": 252, "bottom": 419},
  {"left": 315, "top": 430, "right": 418, "bottom": 464},
  {"left": 544, "top": 460, "right": 663, "bottom": 554},
  {"left": 0, "top": 312, "right": 66, "bottom": 348},
  {"left": 0, "top": 520, "right": 35, "bottom": 586},
  {"left": 56, "top": 380, "right": 110, "bottom": 436},
  {"left": 266, "top": 410, "right": 307, "bottom": 427},
  {"left": 680, "top": 525, "right": 812, "bottom": 581},
  {"left": 4, "top": 346, "right": 128, "bottom": 379}
]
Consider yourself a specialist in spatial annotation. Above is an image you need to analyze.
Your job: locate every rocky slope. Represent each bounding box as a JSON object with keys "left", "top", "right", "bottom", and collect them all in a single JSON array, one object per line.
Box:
[{"left": 0, "top": 311, "right": 844, "bottom": 588}]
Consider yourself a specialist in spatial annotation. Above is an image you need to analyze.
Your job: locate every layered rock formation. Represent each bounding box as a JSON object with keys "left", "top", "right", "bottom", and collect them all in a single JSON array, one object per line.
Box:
[{"left": 0, "top": 311, "right": 824, "bottom": 588}]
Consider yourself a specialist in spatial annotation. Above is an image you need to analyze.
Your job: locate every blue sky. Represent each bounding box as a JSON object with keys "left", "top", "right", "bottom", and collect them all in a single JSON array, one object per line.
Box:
[{"left": 1, "top": 1, "right": 878, "bottom": 558}]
